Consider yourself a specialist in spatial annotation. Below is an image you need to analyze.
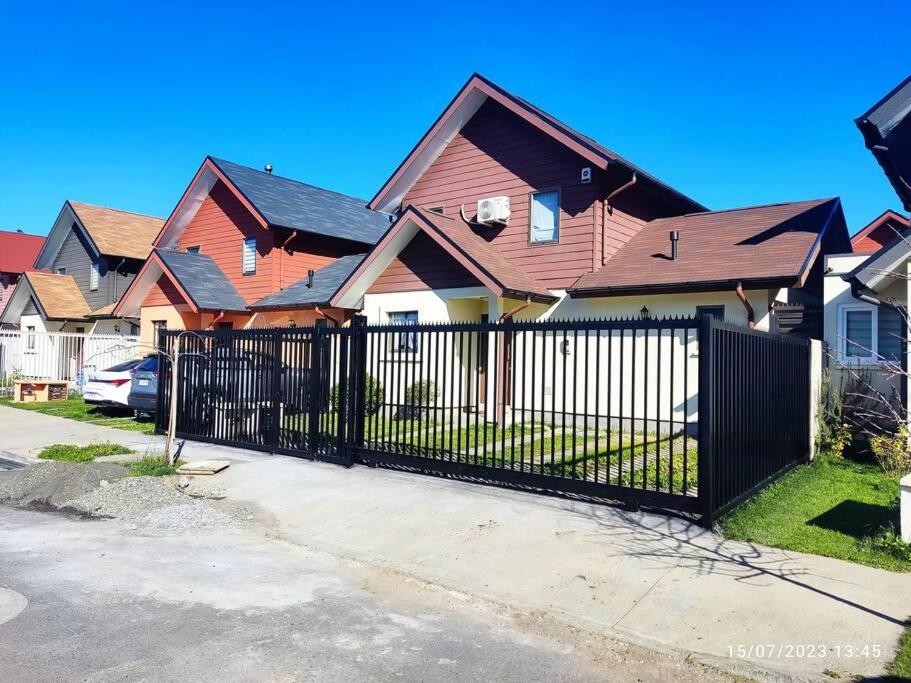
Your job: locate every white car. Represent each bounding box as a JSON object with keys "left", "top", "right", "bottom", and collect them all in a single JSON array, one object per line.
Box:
[{"left": 82, "top": 358, "right": 145, "bottom": 408}]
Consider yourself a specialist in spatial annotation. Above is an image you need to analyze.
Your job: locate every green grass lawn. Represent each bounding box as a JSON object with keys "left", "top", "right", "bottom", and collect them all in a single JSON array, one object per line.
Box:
[
  {"left": 891, "top": 626, "right": 911, "bottom": 679},
  {"left": 720, "top": 453, "right": 911, "bottom": 572},
  {"left": 0, "top": 397, "right": 156, "bottom": 434},
  {"left": 38, "top": 442, "right": 133, "bottom": 463},
  {"left": 129, "top": 456, "right": 183, "bottom": 477}
]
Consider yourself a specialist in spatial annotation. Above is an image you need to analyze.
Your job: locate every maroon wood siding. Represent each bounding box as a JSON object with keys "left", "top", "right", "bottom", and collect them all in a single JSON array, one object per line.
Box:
[
  {"left": 368, "top": 231, "right": 481, "bottom": 293},
  {"left": 399, "top": 100, "right": 674, "bottom": 290},
  {"left": 403, "top": 101, "right": 598, "bottom": 289}
]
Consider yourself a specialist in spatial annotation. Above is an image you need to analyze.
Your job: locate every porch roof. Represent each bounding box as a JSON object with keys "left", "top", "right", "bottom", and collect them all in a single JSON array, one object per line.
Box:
[
  {"left": 250, "top": 254, "right": 367, "bottom": 310},
  {"left": 24, "top": 272, "right": 92, "bottom": 321},
  {"left": 330, "top": 206, "right": 556, "bottom": 308},
  {"left": 154, "top": 249, "right": 248, "bottom": 313}
]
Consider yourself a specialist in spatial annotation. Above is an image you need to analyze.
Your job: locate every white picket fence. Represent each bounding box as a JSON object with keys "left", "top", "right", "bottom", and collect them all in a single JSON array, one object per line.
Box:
[{"left": 0, "top": 330, "right": 142, "bottom": 392}]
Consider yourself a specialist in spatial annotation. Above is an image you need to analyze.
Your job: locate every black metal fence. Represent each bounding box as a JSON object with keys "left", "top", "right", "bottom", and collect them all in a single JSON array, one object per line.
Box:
[
  {"left": 699, "top": 319, "right": 812, "bottom": 524},
  {"left": 157, "top": 315, "right": 812, "bottom": 524}
]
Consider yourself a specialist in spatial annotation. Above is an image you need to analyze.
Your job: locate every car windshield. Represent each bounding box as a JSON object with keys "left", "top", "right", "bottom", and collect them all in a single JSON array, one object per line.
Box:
[{"left": 105, "top": 359, "right": 143, "bottom": 372}]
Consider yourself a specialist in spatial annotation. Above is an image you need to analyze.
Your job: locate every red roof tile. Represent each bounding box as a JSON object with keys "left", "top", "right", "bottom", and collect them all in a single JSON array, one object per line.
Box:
[{"left": 0, "top": 230, "right": 45, "bottom": 274}]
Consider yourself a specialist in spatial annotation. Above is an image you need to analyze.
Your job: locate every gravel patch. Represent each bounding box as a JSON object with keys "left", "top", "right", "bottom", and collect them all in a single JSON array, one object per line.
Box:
[
  {"left": 67, "top": 477, "right": 187, "bottom": 520},
  {"left": 0, "top": 462, "right": 128, "bottom": 508},
  {"left": 139, "top": 501, "right": 235, "bottom": 531},
  {"left": 0, "top": 463, "right": 239, "bottom": 531}
]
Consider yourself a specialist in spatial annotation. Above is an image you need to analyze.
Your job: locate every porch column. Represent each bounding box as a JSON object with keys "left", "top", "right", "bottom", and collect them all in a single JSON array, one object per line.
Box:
[{"left": 486, "top": 296, "right": 502, "bottom": 423}]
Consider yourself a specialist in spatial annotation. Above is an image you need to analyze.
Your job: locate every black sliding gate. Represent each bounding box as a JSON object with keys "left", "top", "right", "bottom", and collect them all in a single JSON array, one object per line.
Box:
[{"left": 158, "top": 316, "right": 812, "bottom": 524}]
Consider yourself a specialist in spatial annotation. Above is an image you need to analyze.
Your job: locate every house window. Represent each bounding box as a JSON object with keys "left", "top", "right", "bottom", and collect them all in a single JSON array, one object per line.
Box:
[
  {"left": 152, "top": 320, "right": 168, "bottom": 348},
  {"left": 839, "top": 304, "right": 904, "bottom": 363},
  {"left": 389, "top": 311, "right": 419, "bottom": 352},
  {"left": 90, "top": 261, "right": 100, "bottom": 291},
  {"left": 185, "top": 246, "right": 200, "bottom": 254},
  {"left": 217, "top": 322, "right": 234, "bottom": 331},
  {"left": 697, "top": 305, "right": 725, "bottom": 321},
  {"left": 530, "top": 190, "right": 559, "bottom": 243},
  {"left": 26, "top": 325, "right": 36, "bottom": 350},
  {"left": 242, "top": 238, "right": 257, "bottom": 274},
  {"left": 55, "top": 267, "right": 66, "bottom": 276}
]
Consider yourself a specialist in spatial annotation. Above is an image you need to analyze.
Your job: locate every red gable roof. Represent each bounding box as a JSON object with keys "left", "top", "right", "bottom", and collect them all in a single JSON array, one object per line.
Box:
[
  {"left": 0, "top": 229, "right": 45, "bottom": 274},
  {"left": 850, "top": 209, "right": 909, "bottom": 254}
]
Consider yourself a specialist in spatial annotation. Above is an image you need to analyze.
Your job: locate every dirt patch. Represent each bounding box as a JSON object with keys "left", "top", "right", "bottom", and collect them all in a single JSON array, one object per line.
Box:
[{"left": 0, "top": 463, "right": 238, "bottom": 531}]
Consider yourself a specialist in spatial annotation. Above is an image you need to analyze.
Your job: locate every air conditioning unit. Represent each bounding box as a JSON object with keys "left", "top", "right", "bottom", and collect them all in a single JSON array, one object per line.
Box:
[{"left": 476, "top": 196, "right": 510, "bottom": 225}]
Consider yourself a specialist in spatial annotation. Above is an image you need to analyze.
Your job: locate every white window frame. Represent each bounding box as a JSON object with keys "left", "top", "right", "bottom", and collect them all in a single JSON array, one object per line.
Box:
[
  {"left": 388, "top": 310, "right": 419, "bottom": 354},
  {"left": 90, "top": 261, "right": 100, "bottom": 291},
  {"left": 242, "top": 238, "right": 257, "bottom": 274},
  {"left": 838, "top": 303, "right": 896, "bottom": 365},
  {"left": 529, "top": 189, "right": 560, "bottom": 245}
]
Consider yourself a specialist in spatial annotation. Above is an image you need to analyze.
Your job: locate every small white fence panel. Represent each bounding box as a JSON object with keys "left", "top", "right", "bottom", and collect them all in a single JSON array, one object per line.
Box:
[{"left": 0, "top": 330, "right": 141, "bottom": 390}]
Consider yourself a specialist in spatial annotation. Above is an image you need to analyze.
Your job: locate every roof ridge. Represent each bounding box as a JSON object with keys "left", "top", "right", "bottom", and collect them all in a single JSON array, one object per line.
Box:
[
  {"left": 0, "top": 228, "right": 44, "bottom": 238},
  {"left": 68, "top": 200, "right": 164, "bottom": 222},
  {"left": 208, "top": 156, "right": 372, "bottom": 205},
  {"left": 674, "top": 197, "right": 836, "bottom": 219}
]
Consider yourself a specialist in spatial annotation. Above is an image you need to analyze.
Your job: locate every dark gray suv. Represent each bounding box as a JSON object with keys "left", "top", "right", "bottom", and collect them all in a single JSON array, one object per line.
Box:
[{"left": 128, "top": 356, "right": 159, "bottom": 417}]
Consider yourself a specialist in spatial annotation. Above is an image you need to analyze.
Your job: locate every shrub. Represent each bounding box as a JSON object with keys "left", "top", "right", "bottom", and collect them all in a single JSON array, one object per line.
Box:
[
  {"left": 330, "top": 374, "right": 383, "bottom": 416},
  {"left": 404, "top": 380, "right": 438, "bottom": 406},
  {"left": 869, "top": 426, "right": 911, "bottom": 475},
  {"left": 816, "top": 372, "right": 851, "bottom": 456},
  {"left": 395, "top": 381, "right": 439, "bottom": 421}
]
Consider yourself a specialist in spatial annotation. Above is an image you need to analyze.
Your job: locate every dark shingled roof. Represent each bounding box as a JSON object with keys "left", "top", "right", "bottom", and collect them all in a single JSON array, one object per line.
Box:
[
  {"left": 569, "top": 198, "right": 841, "bottom": 295},
  {"left": 210, "top": 157, "right": 390, "bottom": 245},
  {"left": 855, "top": 74, "right": 911, "bottom": 212},
  {"left": 156, "top": 248, "right": 248, "bottom": 312},
  {"left": 250, "top": 254, "right": 366, "bottom": 310}
]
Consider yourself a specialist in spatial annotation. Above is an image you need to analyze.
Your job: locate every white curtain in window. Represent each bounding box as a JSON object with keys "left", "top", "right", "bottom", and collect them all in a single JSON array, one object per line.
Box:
[
  {"left": 531, "top": 191, "right": 559, "bottom": 243},
  {"left": 243, "top": 238, "right": 257, "bottom": 273},
  {"left": 845, "top": 309, "right": 873, "bottom": 357}
]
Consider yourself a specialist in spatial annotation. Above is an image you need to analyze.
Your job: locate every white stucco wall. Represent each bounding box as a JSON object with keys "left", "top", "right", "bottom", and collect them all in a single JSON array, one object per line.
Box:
[{"left": 361, "top": 287, "right": 705, "bottom": 429}]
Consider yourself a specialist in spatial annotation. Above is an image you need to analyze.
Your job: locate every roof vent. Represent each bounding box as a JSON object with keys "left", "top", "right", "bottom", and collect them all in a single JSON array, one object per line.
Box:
[
  {"left": 264, "top": 164, "right": 273, "bottom": 174},
  {"left": 307, "top": 269, "right": 315, "bottom": 288},
  {"left": 670, "top": 230, "right": 679, "bottom": 261}
]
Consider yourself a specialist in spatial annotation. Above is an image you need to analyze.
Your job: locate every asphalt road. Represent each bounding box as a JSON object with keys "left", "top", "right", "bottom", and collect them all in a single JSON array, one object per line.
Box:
[{"left": 0, "top": 505, "right": 726, "bottom": 682}]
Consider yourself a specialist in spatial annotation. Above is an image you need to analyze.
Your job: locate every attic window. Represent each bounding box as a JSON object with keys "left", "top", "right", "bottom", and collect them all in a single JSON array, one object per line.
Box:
[
  {"left": 90, "top": 261, "right": 100, "bottom": 291},
  {"left": 185, "top": 246, "right": 200, "bottom": 254},
  {"left": 242, "top": 238, "right": 257, "bottom": 274}
]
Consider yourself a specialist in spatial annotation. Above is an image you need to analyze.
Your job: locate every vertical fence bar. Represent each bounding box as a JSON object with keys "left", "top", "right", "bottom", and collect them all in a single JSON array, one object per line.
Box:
[{"left": 698, "top": 315, "right": 715, "bottom": 527}]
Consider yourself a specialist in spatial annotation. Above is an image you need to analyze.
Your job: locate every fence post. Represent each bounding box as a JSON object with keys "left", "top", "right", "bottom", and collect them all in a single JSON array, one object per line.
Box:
[
  {"left": 349, "top": 315, "right": 368, "bottom": 458},
  {"left": 271, "top": 327, "right": 283, "bottom": 452},
  {"left": 335, "top": 327, "right": 351, "bottom": 466},
  {"left": 697, "top": 315, "right": 716, "bottom": 528},
  {"left": 308, "top": 320, "right": 327, "bottom": 455}
]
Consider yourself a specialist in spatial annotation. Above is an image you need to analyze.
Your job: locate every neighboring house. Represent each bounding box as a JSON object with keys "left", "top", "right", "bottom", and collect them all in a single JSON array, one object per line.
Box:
[
  {"left": 824, "top": 229, "right": 910, "bottom": 409},
  {"left": 0, "top": 229, "right": 45, "bottom": 328},
  {"left": 0, "top": 201, "right": 164, "bottom": 335},
  {"left": 855, "top": 73, "right": 911, "bottom": 212},
  {"left": 113, "top": 156, "right": 390, "bottom": 349},
  {"left": 850, "top": 209, "right": 910, "bottom": 254},
  {"left": 311, "top": 74, "right": 850, "bottom": 333}
]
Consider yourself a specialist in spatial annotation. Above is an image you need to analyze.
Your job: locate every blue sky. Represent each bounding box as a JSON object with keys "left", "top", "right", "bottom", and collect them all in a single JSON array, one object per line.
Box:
[{"left": 0, "top": 1, "right": 908, "bottom": 236}]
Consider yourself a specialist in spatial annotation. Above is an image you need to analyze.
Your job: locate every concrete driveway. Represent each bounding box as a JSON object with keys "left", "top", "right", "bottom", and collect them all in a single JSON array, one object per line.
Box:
[{"left": 2, "top": 405, "right": 911, "bottom": 680}]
